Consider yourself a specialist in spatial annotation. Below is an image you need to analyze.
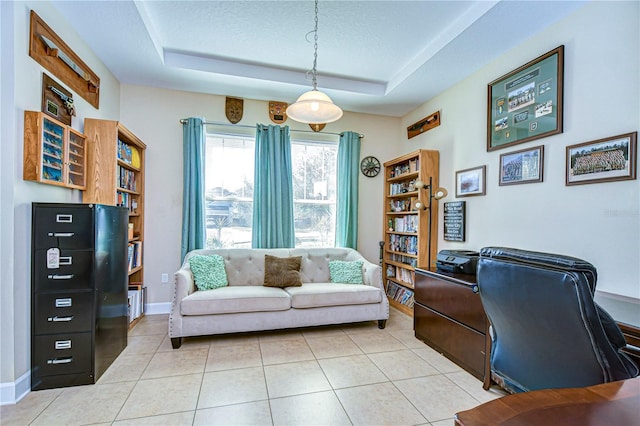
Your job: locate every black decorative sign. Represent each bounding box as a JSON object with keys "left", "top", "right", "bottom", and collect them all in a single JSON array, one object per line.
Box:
[{"left": 444, "top": 201, "right": 466, "bottom": 242}]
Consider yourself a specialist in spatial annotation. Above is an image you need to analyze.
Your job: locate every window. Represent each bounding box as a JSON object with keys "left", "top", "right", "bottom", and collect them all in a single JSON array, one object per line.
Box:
[
  {"left": 205, "top": 134, "right": 254, "bottom": 248},
  {"left": 291, "top": 140, "right": 337, "bottom": 247},
  {"left": 204, "top": 132, "right": 337, "bottom": 249}
]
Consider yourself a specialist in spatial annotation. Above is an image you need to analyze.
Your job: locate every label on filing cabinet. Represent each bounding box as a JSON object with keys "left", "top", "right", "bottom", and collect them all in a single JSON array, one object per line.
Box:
[{"left": 47, "top": 248, "right": 60, "bottom": 269}]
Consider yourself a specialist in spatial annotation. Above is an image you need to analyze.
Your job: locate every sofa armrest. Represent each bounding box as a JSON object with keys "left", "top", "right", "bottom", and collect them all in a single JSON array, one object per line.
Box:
[
  {"left": 169, "top": 268, "right": 195, "bottom": 339},
  {"left": 174, "top": 269, "right": 196, "bottom": 301},
  {"left": 362, "top": 260, "right": 384, "bottom": 291}
]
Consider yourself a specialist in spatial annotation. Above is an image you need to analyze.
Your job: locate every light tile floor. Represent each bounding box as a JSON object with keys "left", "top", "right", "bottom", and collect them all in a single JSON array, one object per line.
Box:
[{"left": 1, "top": 308, "right": 507, "bottom": 426}]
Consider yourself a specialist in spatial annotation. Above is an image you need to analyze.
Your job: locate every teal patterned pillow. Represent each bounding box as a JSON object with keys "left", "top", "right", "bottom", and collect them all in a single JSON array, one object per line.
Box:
[
  {"left": 189, "top": 254, "right": 228, "bottom": 290},
  {"left": 329, "top": 260, "right": 364, "bottom": 284}
]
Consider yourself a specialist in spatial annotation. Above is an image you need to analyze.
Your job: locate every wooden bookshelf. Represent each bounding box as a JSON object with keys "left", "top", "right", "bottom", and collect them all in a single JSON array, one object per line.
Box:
[
  {"left": 382, "top": 149, "right": 439, "bottom": 316},
  {"left": 82, "top": 119, "right": 146, "bottom": 327}
]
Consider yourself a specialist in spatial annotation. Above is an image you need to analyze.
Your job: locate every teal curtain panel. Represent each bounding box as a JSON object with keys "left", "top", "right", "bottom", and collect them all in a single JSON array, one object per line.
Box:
[
  {"left": 335, "top": 131, "right": 361, "bottom": 248},
  {"left": 181, "top": 117, "right": 206, "bottom": 261},
  {"left": 252, "top": 124, "right": 295, "bottom": 248}
]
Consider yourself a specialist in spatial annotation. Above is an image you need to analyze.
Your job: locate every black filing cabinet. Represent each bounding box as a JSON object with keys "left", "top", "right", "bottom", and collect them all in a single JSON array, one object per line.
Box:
[{"left": 31, "top": 203, "right": 129, "bottom": 390}]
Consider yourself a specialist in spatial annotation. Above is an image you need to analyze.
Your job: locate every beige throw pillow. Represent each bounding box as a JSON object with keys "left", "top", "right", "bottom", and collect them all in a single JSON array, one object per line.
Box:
[{"left": 264, "top": 254, "right": 302, "bottom": 288}]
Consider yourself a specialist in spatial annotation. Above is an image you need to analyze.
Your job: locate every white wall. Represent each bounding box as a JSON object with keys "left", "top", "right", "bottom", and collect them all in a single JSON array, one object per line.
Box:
[
  {"left": 119, "top": 85, "right": 400, "bottom": 306},
  {"left": 399, "top": 1, "right": 639, "bottom": 299},
  {"left": 3, "top": 0, "right": 638, "bottom": 405},
  {"left": 2, "top": 0, "right": 120, "bottom": 403}
]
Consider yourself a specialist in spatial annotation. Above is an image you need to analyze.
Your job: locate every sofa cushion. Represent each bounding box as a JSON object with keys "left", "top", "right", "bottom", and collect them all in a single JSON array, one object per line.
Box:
[
  {"left": 264, "top": 255, "right": 302, "bottom": 288},
  {"left": 189, "top": 254, "right": 228, "bottom": 290},
  {"left": 181, "top": 286, "right": 291, "bottom": 315},
  {"left": 285, "top": 283, "right": 382, "bottom": 308},
  {"left": 290, "top": 248, "right": 364, "bottom": 283},
  {"left": 329, "top": 260, "right": 364, "bottom": 284}
]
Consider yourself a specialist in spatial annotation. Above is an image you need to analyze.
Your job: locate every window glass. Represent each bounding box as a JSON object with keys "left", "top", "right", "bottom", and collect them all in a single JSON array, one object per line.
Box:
[
  {"left": 204, "top": 133, "right": 337, "bottom": 249},
  {"left": 205, "top": 135, "right": 254, "bottom": 248},
  {"left": 291, "top": 140, "right": 337, "bottom": 247}
]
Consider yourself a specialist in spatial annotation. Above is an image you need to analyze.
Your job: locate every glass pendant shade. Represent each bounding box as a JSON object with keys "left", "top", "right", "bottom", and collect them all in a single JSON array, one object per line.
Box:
[{"left": 286, "top": 89, "right": 343, "bottom": 124}]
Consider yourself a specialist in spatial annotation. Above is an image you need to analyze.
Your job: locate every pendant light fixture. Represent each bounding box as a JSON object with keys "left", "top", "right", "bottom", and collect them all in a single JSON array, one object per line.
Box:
[{"left": 286, "top": 0, "right": 343, "bottom": 124}]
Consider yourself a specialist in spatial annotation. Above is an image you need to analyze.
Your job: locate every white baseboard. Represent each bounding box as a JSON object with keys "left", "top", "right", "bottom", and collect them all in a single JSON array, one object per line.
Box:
[
  {"left": 0, "top": 370, "right": 30, "bottom": 406},
  {"left": 145, "top": 302, "right": 171, "bottom": 315}
]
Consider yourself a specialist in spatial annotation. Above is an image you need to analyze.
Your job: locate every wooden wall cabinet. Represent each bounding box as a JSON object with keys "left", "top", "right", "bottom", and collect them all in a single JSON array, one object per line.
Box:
[
  {"left": 23, "top": 111, "right": 87, "bottom": 189},
  {"left": 382, "top": 149, "right": 439, "bottom": 316},
  {"left": 82, "top": 119, "right": 146, "bottom": 327}
]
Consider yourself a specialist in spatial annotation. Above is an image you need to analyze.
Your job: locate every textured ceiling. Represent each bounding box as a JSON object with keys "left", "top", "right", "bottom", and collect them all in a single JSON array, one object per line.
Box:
[{"left": 51, "top": 0, "right": 587, "bottom": 117}]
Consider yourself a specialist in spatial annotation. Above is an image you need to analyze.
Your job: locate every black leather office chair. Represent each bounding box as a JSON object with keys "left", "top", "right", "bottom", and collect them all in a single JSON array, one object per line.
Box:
[{"left": 478, "top": 247, "right": 638, "bottom": 393}]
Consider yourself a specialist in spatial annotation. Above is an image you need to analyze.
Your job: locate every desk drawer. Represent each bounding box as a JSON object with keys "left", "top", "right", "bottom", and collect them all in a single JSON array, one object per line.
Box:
[
  {"left": 33, "top": 332, "right": 92, "bottom": 377},
  {"left": 415, "top": 303, "right": 485, "bottom": 379},
  {"left": 415, "top": 272, "right": 486, "bottom": 333},
  {"left": 34, "top": 292, "right": 93, "bottom": 334}
]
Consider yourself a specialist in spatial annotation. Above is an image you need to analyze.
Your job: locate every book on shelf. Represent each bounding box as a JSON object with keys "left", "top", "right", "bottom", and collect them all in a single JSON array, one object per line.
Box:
[
  {"left": 117, "top": 139, "right": 133, "bottom": 164},
  {"left": 127, "top": 284, "right": 145, "bottom": 323},
  {"left": 127, "top": 241, "right": 143, "bottom": 272},
  {"left": 117, "top": 165, "right": 137, "bottom": 191},
  {"left": 386, "top": 280, "right": 415, "bottom": 308},
  {"left": 389, "top": 179, "right": 417, "bottom": 195},
  {"left": 389, "top": 234, "right": 418, "bottom": 255},
  {"left": 392, "top": 215, "right": 418, "bottom": 233}
]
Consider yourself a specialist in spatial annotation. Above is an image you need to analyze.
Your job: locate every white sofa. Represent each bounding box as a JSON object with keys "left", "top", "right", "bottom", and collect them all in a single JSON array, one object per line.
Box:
[{"left": 169, "top": 247, "right": 389, "bottom": 348}]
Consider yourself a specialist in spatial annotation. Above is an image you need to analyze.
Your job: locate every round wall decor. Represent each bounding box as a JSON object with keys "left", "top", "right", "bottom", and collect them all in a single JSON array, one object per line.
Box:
[{"left": 360, "top": 156, "right": 381, "bottom": 177}]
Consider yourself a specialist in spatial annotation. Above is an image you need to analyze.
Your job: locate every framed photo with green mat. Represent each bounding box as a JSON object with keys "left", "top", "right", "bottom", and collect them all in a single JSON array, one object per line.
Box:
[{"left": 487, "top": 46, "right": 564, "bottom": 152}]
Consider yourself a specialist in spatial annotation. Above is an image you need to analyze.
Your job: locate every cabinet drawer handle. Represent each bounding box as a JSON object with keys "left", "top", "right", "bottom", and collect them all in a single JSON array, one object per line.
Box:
[
  {"left": 59, "top": 256, "right": 72, "bottom": 265},
  {"left": 47, "top": 357, "right": 72, "bottom": 365},
  {"left": 56, "top": 214, "right": 73, "bottom": 223},
  {"left": 55, "top": 298, "right": 72, "bottom": 308},
  {"left": 47, "top": 232, "right": 75, "bottom": 238},
  {"left": 55, "top": 340, "right": 72, "bottom": 350},
  {"left": 47, "top": 274, "right": 74, "bottom": 280},
  {"left": 48, "top": 315, "right": 74, "bottom": 322}
]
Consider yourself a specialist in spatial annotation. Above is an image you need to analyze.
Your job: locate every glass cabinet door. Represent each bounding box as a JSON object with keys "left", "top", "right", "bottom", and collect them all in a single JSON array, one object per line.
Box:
[
  {"left": 41, "top": 117, "right": 64, "bottom": 184},
  {"left": 67, "top": 129, "right": 86, "bottom": 189}
]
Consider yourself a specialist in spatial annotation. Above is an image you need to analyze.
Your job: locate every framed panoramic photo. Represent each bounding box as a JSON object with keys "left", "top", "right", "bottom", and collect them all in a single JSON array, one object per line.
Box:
[
  {"left": 566, "top": 132, "right": 637, "bottom": 186},
  {"left": 487, "top": 46, "right": 564, "bottom": 152},
  {"left": 499, "top": 145, "right": 544, "bottom": 186},
  {"left": 455, "top": 165, "right": 486, "bottom": 197}
]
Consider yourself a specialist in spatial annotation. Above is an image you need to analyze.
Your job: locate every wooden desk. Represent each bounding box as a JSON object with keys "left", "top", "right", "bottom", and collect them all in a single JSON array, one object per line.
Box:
[
  {"left": 413, "top": 269, "right": 489, "bottom": 381},
  {"left": 455, "top": 377, "right": 640, "bottom": 426}
]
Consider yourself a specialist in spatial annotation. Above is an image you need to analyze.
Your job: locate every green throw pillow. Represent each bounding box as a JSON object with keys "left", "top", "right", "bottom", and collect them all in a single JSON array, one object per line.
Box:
[
  {"left": 329, "top": 260, "right": 364, "bottom": 284},
  {"left": 189, "top": 254, "right": 228, "bottom": 291}
]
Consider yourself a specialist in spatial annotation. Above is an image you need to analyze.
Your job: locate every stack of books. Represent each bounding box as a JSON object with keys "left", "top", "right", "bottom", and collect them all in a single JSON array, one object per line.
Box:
[{"left": 127, "top": 284, "right": 145, "bottom": 323}]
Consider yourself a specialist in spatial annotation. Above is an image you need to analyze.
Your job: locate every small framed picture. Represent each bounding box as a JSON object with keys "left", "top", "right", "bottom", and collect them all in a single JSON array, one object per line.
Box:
[
  {"left": 566, "top": 132, "right": 637, "bottom": 186},
  {"left": 455, "top": 165, "right": 486, "bottom": 197},
  {"left": 499, "top": 145, "right": 544, "bottom": 186}
]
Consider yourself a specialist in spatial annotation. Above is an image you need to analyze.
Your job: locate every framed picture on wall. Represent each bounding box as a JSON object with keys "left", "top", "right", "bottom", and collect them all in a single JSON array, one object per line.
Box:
[
  {"left": 487, "top": 46, "right": 564, "bottom": 151},
  {"left": 499, "top": 145, "right": 544, "bottom": 186},
  {"left": 455, "top": 165, "right": 486, "bottom": 197},
  {"left": 566, "top": 132, "right": 637, "bottom": 185}
]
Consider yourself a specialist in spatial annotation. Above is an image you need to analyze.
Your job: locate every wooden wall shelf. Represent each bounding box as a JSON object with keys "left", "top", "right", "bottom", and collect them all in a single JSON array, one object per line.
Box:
[{"left": 29, "top": 10, "right": 100, "bottom": 109}]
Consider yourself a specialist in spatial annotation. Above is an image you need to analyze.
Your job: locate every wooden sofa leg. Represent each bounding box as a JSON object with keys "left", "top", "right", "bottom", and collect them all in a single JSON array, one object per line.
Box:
[
  {"left": 171, "top": 337, "right": 182, "bottom": 349},
  {"left": 378, "top": 320, "right": 387, "bottom": 329}
]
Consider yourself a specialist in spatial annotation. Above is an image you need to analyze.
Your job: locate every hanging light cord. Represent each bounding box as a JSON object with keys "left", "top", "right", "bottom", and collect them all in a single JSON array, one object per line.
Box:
[{"left": 306, "top": 0, "right": 319, "bottom": 90}]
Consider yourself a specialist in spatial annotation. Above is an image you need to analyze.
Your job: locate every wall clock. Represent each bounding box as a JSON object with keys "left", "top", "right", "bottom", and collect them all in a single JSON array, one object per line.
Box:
[{"left": 360, "top": 156, "right": 381, "bottom": 177}]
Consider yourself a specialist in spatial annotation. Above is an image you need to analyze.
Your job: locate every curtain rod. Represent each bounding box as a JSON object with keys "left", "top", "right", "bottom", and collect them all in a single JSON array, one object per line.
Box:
[{"left": 179, "top": 118, "right": 363, "bottom": 138}]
